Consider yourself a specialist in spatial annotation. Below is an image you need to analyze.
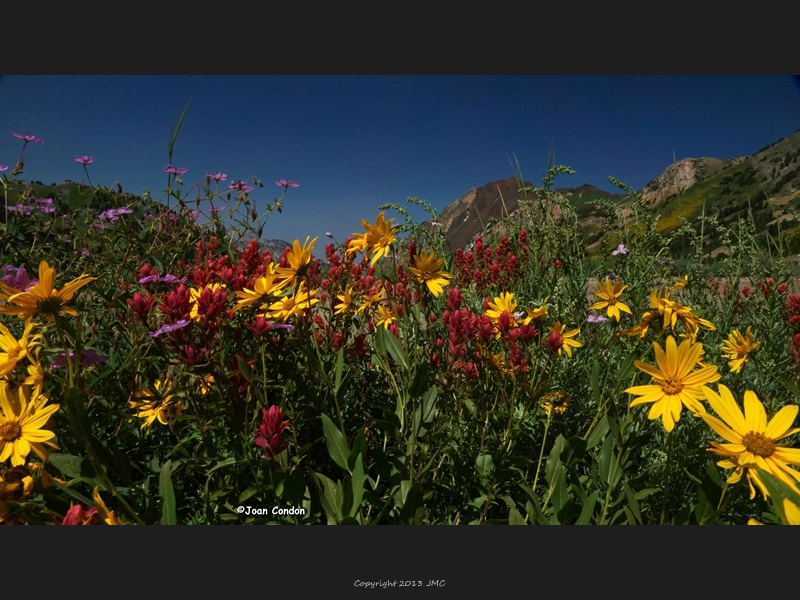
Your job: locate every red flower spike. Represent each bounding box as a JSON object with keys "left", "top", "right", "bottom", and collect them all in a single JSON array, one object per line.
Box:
[{"left": 254, "top": 405, "right": 290, "bottom": 461}]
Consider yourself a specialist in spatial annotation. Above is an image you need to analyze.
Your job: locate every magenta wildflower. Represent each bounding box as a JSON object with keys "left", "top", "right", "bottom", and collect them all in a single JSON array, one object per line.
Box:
[
  {"left": 52, "top": 349, "right": 109, "bottom": 369},
  {"left": 254, "top": 405, "right": 290, "bottom": 461},
  {"left": 149, "top": 319, "right": 191, "bottom": 338},
  {"left": 325, "top": 231, "right": 333, "bottom": 238},
  {"left": 164, "top": 164, "right": 188, "bottom": 175},
  {"left": 1, "top": 267, "right": 38, "bottom": 291},
  {"left": 210, "top": 172, "right": 227, "bottom": 182},
  {"left": 74, "top": 155, "right": 94, "bottom": 165},
  {"left": 210, "top": 205, "right": 225, "bottom": 216},
  {"left": 7, "top": 204, "right": 33, "bottom": 215},
  {"left": 11, "top": 131, "right": 43, "bottom": 144},
  {"left": 586, "top": 314, "right": 608, "bottom": 323},
  {"left": 275, "top": 179, "right": 299, "bottom": 188},
  {"left": 229, "top": 180, "right": 254, "bottom": 193},
  {"left": 160, "top": 274, "right": 187, "bottom": 285},
  {"left": 98, "top": 207, "right": 133, "bottom": 224},
  {"left": 0, "top": 165, "right": 8, "bottom": 172},
  {"left": 612, "top": 244, "right": 628, "bottom": 256}
]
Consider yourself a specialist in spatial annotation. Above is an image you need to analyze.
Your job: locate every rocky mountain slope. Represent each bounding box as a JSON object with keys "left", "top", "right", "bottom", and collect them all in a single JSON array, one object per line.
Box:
[{"left": 438, "top": 128, "right": 800, "bottom": 257}]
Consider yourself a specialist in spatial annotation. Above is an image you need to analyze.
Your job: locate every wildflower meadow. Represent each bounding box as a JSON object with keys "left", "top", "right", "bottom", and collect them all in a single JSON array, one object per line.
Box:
[{"left": 4, "top": 127, "right": 800, "bottom": 526}]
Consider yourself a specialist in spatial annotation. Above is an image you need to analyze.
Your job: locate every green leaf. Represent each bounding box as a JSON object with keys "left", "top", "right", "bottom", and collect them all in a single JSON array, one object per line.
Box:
[
  {"left": 314, "top": 472, "right": 343, "bottom": 525},
  {"left": 399, "top": 481, "right": 425, "bottom": 524},
  {"left": 49, "top": 453, "right": 96, "bottom": 480},
  {"left": 623, "top": 481, "right": 643, "bottom": 525},
  {"left": 414, "top": 384, "right": 439, "bottom": 436},
  {"left": 348, "top": 428, "right": 366, "bottom": 472},
  {"left": 545, "top": 434, "right": 566, "bottom": 485},
  {"left": 586, "top": 415, "right": 610, "bottom": 450},
  {"left": 407, "top": 363, "right": 430, "bottom": 399},
  {"left": 377, "top": 326, "right": 408, "bottom": 370},
  {"left": 576, "top": 490, "right": 600, "bottom": 525},
  {"left": 775, "top": 374, "right": 800, "bottom": 402},
  {"left": 549, "top": 463, "right": 569, "bottom": 515},
  {"left": 501, "top": 496, "right": 526, "bottom": 525},
  {"left": 619, "top": 349, "right": 639, "bottom": 381},
  {"left": 694, "top": 459, "right": 724, "bottom": 525},
  {"left": 168, "top": 100, "right": 191, "bottom": 164},
  {"left": 159, "top": 460, "right": 177, "bottom": 525},
  {"left": 475, "top": 453, "right": 494, "bottom": 482},
  {"left": 350, "top": 454, "right": 366, "bottom": 518},
  {"left": 321, "top": 413, "right": 351, "bottom": 473},
  {"left": 757, "top": 469, "right": 800, "bottom": 525},
  {"left": 598, "top": 434, "right": 615, "bottom": 488},
  {"left": 590, "top": 358, "right": 601, "bottom": 404},
  {"left": 334, "top": 348, "right": 345, "bottom": 395}
]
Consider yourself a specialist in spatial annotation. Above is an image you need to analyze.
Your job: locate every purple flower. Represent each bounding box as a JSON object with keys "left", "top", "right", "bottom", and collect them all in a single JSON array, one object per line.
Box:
[
  {"left": 1, "top": 267, "right": 38, "bottom": 291},
  {"left": 98, "top": 207, "right": 133, "bottom": 223},
  {"left": 189, "top": 209, "right": 200, "bottom": 221},
  {"left": 430, "top": 221, "right": 442, "bottom": 227},
  {"left": 7, "top": 204, "right": 33, "bottom": 215},
  {"left": 81, "top": 248, "right": 90, "bottom": 256},
  {"left": 160, "top": 274, "right": 187, "bottom": 285},
  {"left": 326, "top": 231, "right": 333, "bottom": 238},
  {"left": 38, "top": 205, "right": 56, "bottom": 214},
  {"left": 612, "top": 244, "right": 628, "bottom": 256},
  {"left": 210, "top": 172, "right": 227, "bottom": 182},
  {"left": 275, "top": 179, "right": 299, "bottom": 188},
  {"left": 31, "top": 196, "right": 53, "bottom": 205},
  {"left": 149, "top": 319, "right": 191, "bottom": 338},
  {"left": 606, "top": 273, "right": 620, "bottom": 282},
  {"left": 11, "top": 131, "right": 43, "bottom": 144},
  {"left": 138, "top": 275, "right": 159, "bottom": 284},
  {"left": 74, "top": 155, "right": 94, "bottom": 165},
  {"left": 0, "top": 165, "right": 8, "bottom": 172},
  {"left": 513, "top": 311, "right": 525, "bottom": 320},
  {"left": 52, "top": 349, "right": 109, "bottom": 369},
  {"left": 586, "top": 314, "right": 608, "bottom": 323},
  {"left": 210, "top": 205, "right": 225, "bottom": 216},
  {"left": 164, "top": 164, "right": 188, "bottom": 175},
  {"left": 229, "top": 180, "right": 254, "bottom": 193}
]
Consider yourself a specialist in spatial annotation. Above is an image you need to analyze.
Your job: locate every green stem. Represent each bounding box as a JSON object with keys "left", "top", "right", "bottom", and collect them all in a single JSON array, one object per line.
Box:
[
  {"left": 659, "top": 430, "right": 675, "bottom": 525},
  {"left": 531, "top": 413, "right": 552, "bottom": 495}
]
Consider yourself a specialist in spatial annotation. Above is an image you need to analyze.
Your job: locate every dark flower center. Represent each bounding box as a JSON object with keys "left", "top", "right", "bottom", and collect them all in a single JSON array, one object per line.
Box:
[
  {"left": 0, "top": 421, "right": 23, "bottom": 443},
  {"left": 661, "top": 376, "right": 684, "bottom": 395},
  {"left": 742, "top": 432, "right": 776, "bottom": 457}
]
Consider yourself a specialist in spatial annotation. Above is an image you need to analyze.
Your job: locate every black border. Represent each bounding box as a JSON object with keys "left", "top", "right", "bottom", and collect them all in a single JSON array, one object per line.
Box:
[{"left": 5, "top": 8, "right": 799, "bottom": 597}]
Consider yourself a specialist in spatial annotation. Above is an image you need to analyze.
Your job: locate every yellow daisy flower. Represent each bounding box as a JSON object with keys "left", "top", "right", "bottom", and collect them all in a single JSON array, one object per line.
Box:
[
  {"left": 409, "top": 250, "right": 453, "bottom": 297},
  {"left": 547, "top": 321, "right": 582, "bottom": 358},
  {"left": 541, "top": 391, "right": 571, "bottom": 418},
  {"left": 276, "top": 237, "right": 318, "bottom": 288},
  {"left": 128, "top": 379, "right": 185, "bottom": 433},
  {"left": 374, "top": 304, "right": 396, "bottom": 329},
  {"left": 485, "top": 292, "right": 517, "bottom": 324},
  {"left": 357, "top": 287, "right": 385, "bottom": 315},
  {"left": 0, "top": 383, "right": 59, "bottom": 466},
  {"left": 625, "top": 335, "right": 720, "bottom": 432},
  {"left": 0, "top": 320, "right": 40, "bottom": 379},
  {"left": 0, "top": 261, "right": 95, "bottom": 322},
  {"left": 700, "top": 384, "right": 800, "bottom": 500},
  {"left": 334, "top": 285, "right": 356, "bottom": 315},
  {"left": 346, "top": 232, "right": 369, "bottom": 256},
  {"left": 265, "top": 287, "right": 319, "bottom": 322},
  {"left": 522, "top": 297, "right": 549, "bottom": 326},
  {"left": 92, "top": 485, "right": 121, "bottom": 525},
  {"left": 721, "top": 326, "right": 760, "bottom": 373},
  {"left": 588, "top": 277, "right": 632, "bottom": 321},
  {"left": 232, "top": 263, "right": 288, "bottom": 313},
  {"left": 361, "top": 212, "right": 397, "bottom": 265}
]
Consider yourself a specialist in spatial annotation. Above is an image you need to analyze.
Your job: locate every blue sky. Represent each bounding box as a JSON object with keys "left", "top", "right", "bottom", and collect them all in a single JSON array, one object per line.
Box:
[{"left": 2, "top": 75, "right": 799, "bottom": 254}]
